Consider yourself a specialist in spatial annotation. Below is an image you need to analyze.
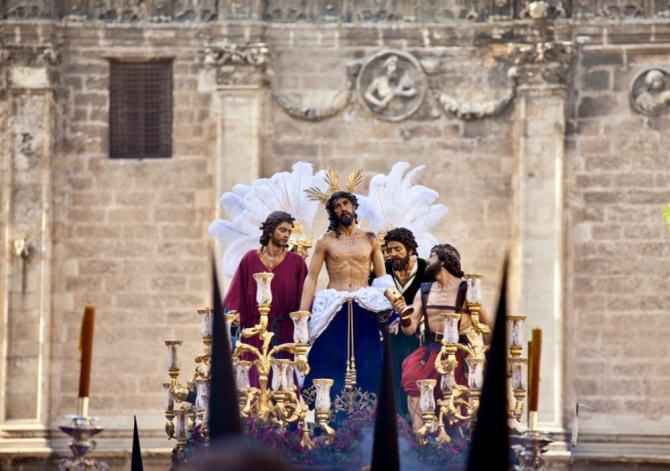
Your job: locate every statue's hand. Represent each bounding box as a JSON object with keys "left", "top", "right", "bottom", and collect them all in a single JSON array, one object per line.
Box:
[{"left": 391, "top": 298, "right": 407, "bottom": 314}]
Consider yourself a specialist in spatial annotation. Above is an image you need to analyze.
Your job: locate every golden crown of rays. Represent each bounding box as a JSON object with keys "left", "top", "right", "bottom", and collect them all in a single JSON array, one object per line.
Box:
[{"left": 304, "top": 167, "right": 363, "bottom": 204}]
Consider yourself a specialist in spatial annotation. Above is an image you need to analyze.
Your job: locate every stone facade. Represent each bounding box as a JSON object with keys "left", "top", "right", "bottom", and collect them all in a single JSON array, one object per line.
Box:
[{"left": 1, "top": 3, "right": 670, "bottom": 469}]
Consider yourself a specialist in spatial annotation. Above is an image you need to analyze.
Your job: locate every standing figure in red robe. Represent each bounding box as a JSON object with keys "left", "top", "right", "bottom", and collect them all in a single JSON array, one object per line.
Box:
[{"left": 223, "top": 211, "right": 308, "bottom": 387}]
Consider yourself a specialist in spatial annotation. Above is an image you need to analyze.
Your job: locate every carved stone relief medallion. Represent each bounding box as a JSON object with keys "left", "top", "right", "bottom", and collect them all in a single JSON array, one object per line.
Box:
[
  {"left": 630, "top": 68, "right": 670, "bottom": 116},
  {"left": 356, "top": 50, "right": 427, "bottom": 122}
]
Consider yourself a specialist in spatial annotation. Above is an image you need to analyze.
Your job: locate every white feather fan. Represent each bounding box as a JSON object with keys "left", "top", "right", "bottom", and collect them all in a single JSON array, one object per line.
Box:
[
  {"left": 209, "top": 162, "right": 324, "bottom": 278},
  {"left": 357, "top": 162, "right": 448, "bottom": 258}
]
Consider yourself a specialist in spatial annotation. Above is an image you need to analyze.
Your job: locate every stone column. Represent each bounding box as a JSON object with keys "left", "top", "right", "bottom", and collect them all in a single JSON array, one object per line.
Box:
[
  {"left": 0, "top": 46, "right": 57, "bottom": 428},
  {"left": 201, "top": 44, "right": 270, "bottom": 286},
  {"left": 509, "top": 42, "right": 575, "bottom": 430}
]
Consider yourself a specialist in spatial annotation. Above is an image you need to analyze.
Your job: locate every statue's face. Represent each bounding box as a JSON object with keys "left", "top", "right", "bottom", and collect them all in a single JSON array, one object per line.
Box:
[
  {"left": 271, "top": 222, "right": 293, "bottom": 247},
  {"left": 332, "top": 197, "right": 355, "bottom": 226},
  {"left": 651, "top": 75, "right": 666, "bottom": 91}
]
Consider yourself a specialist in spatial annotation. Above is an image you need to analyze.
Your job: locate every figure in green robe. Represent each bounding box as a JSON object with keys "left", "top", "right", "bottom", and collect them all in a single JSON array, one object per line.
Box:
[{"left": 369, "top": 228, "right": 435, "bottom": 418}]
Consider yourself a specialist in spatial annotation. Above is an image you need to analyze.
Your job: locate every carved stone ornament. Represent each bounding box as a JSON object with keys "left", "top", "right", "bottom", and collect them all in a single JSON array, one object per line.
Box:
[
  {"left": 509, "top": 41, "right": 575, "bottom": 86},
  {"left": 202, "top": 43, "right": 271, "bottom": 88},
  {"left": 630, "top": 68, "right": 670, "bottom": 117},
  {"left": 203, "top": 43, "right": 270, "bottom": 67},
  {"left": 433, "top": 71, "right": 517, "bottom": 121},
  {"left": 272, "top": 64, "right": 358, "bottom": 122},
  {"left": 356, "top": 50, "right": 428, "bottom": 122},
  {"left": 0, "top": 45, "right": 60, "bottom": 67}
]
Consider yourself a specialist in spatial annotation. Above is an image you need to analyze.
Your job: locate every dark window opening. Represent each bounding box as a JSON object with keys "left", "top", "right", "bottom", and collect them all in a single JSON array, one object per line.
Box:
[{"left": 109, "top": 59, "right": 173, "bottom": 159}]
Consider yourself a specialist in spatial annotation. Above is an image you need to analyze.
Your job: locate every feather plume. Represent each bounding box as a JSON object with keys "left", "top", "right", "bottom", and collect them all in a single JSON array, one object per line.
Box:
[
  {"left": 220, "top": 193, "right": 246, "bottom": 220},
  {"left": 210, "top": 162, "right": 322, "bottom": 277},
  {"left": 358, "top": 162, "right": 448, "bottom": 259}
]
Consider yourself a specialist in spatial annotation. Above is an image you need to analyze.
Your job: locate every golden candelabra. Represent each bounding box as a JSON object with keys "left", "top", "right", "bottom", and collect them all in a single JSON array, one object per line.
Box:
[
  {"left": 162, "top": 272, "right": 337, "bottom": 463},
  {"left": 415, "top": 274, "right": 527, "bottom": 446},
  {"left": 162, "top": 306, "right": 220, "bottom": 460}
]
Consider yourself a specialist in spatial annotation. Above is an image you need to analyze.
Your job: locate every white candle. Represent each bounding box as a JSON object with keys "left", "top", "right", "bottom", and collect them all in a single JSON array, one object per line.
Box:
[
  {"left": 313, "top": 379, "right": 334, "bottom": 412},
  {"left": 253, "top": 272, "right": 274, "bottom": 305},
  {"left": 165, "top": 340, "right": 183, "bottom": 369},
  {"left": 464, "top": 275, "right": 483, "bottom": 304},
  {"left": 416, "top": 380, "right": 437, "bottom": 413}
]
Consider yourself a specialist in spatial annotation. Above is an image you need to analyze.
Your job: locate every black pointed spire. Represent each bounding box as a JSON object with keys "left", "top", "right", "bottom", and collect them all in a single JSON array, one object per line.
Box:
[
  {"left": 208, "top": 258, "right": 243, "bottom": 439},
  {"left": 467, "top": 258, "right": 511, "bottom": 471},
  {"left": 370, "top": 332, "right": 400, "bottom": 471},
  {"left": 131, "top": 416, "right": 144, "bottom": 471}
]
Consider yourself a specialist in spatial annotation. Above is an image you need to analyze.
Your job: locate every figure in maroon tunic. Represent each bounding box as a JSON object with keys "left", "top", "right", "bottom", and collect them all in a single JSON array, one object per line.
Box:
[{"left": 223, "top": 211, "right": 308, "bottom": 387}]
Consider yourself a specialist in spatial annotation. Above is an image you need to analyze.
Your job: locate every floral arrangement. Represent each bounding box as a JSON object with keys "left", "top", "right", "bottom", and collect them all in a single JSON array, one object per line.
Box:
[
  {"left": 169, "top": 410, "right": 470, "bottom": 469},
  {"left": 396, "top": 417, "right": 470, "bottom": 466},
  {"left": 170, "top": 424, "right": 204, "bottom": 470},
  {"left": 244, "top": 408, "right": 374, "bottom": 466}
]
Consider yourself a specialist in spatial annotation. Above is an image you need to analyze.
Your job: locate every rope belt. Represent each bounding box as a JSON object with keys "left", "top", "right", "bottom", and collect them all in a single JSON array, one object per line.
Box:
[{"left": 344, "top": 298, "right": 357, "bottom": 390}]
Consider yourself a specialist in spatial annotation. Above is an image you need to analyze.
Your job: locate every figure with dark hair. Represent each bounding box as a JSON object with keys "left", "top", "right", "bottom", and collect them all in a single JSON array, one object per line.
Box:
[
  {"left": 300, "top": 190, "right": 395, "bottom": 398},
  {"left": 368, "top": 227, "right": 435, "bottom": 418},
  {"left": 391, "top": 244, "right": 493, "bottom": 432},
  {"left": 224, "top": 211, "right": 308, "bottom": 387}
]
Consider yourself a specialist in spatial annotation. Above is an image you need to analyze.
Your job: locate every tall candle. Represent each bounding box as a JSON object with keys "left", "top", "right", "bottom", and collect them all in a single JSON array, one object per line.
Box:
[
  {"left": 78, "top": 306, "right": 95, "bottom": 416},
  {"left": 529, "top": 329, "right": 542, "bottom": 412}
]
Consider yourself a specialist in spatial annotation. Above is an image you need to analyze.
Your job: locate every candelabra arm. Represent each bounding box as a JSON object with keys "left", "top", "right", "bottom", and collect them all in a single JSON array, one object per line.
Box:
[
  {"left": 467, "top": 303, "right": 490, "bottom": 335},
  {"left": 319, "top": 422, "right": 336, "bottom": 445},
  {"left": 299, "top": 407, "right": 314, "bottom": 450},
  {"left": 435, "top": 403, "right": 451, "bottom": 444},
  {"left": 233, "top": 341, "right": 261, "bottom": 360}
]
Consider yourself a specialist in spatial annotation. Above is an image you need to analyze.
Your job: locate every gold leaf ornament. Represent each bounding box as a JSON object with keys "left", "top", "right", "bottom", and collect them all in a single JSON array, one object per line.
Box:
[{"left": 304, "top": 167, "right": 363, "bottom": 203}]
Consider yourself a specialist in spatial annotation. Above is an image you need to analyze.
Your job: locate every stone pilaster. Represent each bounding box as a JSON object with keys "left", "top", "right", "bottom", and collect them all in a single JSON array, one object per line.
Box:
[
  {"left": 201, "top": 44, "right": 270, "bottom": 286},
  {"left": 0, "top": 45, "right": 57, "bottom": 429},
  {"left": 509, "top": 41, "right": 575, "bottom": 430}
]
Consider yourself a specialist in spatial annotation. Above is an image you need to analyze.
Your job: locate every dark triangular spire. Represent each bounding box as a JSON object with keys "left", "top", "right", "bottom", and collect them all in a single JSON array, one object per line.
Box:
[
  {"left": 370, "top": 332, "right": 400, "bottom": 471},
  {"left": 208, "top": 258, "right": 243, "bottom": 439},
  {"left": 131, "top": 416, "right": 144, "bottom": 471},
  {"left": 467, "top": 258, "right": 510, "bottom": 471}
]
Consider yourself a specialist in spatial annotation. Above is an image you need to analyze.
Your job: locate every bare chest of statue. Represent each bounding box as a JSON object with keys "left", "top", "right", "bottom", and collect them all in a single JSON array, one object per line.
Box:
[
  {"left": 325, "top": 231, "right": 373, "bottom": 292},
  {"left": 425, "top": 283, "right": 471, "bottom": 335}
]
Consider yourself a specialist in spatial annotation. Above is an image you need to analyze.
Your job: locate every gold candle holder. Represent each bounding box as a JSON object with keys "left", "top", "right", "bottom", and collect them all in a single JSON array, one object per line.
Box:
[{"left": 384, "top": 286, "right": 414, "bottom": 317}]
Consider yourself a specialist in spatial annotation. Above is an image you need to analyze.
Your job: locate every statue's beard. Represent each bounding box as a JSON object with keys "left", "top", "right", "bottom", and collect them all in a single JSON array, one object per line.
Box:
[
  {"left": 425, "top": 260, "right": 442, "bottom": 277},
  {"left": 337, "top": 212, "right": 355, "bottom": 227},
  {"left": 391, "top": 254, "right": 410, "bottom": 272}
]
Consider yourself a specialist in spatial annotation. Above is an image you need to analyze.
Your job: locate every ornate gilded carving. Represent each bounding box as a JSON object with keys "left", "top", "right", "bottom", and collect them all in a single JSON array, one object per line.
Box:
[
  {"left": 356, "top": 50, "right": 428, "bottom": 122},
  {"left": 509, "top": 41, "right": 575, "bottom": 86},
  {"left": 630, "top": 68, "right": 670, "bottom": 117}
]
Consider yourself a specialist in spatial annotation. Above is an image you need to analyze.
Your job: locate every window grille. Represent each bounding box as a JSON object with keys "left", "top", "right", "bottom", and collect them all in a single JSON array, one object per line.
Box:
[{"left": 109, "top": 59, "right": 173, "bottom": 159}]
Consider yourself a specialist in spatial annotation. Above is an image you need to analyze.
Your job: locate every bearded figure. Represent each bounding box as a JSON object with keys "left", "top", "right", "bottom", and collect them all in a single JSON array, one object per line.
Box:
[
  {"left": 368, "top": 227, "right": 435, "bottom": 417},
  {"left": 389, "top": 243, "right": 493, "bottom": 432},
  {"left": 300, "top": 189, "right": 395, "bottom": 402}
]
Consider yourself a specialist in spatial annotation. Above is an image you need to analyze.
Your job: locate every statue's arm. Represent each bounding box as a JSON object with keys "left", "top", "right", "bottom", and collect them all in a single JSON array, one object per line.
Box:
[
  {"left": 478, "top": 302, "right": 493, "bottom": 345},
  {"left": 370, "top": 235, "right": 387, "bottom": 278},
  {"left": 364, "top": 79, "right": 384, "bottom": 107},
  {"left": 401, "top": 289, "right": 423, "bottom": 336},
  {"left": 299, "top": 235, "right": 328, "bottom": 311}
]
